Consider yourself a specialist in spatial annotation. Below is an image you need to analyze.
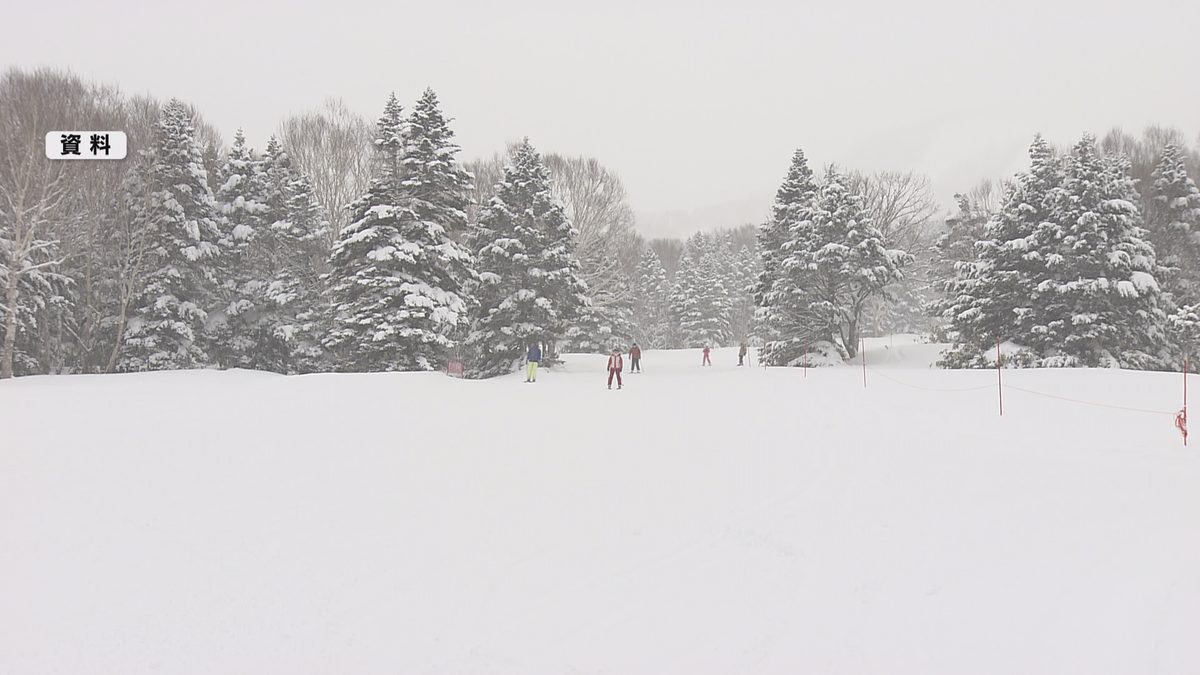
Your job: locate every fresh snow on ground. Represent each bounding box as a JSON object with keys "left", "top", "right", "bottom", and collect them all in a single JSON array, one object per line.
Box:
[{"left": 3, "top": 335, "right": 1199, "bottom": 674}]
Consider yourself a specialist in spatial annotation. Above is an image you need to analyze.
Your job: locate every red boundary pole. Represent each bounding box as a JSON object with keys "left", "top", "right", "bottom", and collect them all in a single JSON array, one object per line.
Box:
[
  {"left": 997, "top": 338, "right": 1003, "bottom": 417},
  {"left": 1184, "top": 358, "right": 1188, "bottom": 447}
]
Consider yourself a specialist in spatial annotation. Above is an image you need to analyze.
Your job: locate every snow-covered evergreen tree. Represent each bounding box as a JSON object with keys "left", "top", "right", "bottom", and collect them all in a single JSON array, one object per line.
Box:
[
  {"left": 1147, "top": 144, "right": 1200, "bottom": 305},
  {"left": 928, "top": 193, "right": 994, "bottom": 341},
  {"left": 325, "top": 91, "right": 474, "bottom": 372},
  {"left": 1032, "top": 137, "right": 1168, "bottom": 367},
  {"left": 258, "top": 136, "right": 331, "bottom": 373},
  {"left": 757, "top": 149, "right": 821, "bottom": 365},
  {"left": 697, "top": 245, "right": 733, "bottom": 346},
  {"left": 941, "top": 135, "right": 1170, "bottom": 369},
  {"left": 728, "top": 243, "right": 761, "bottom": 343},
  {"left": 673, "top": 233, "right": 732, "bottom": 347},
  {"left": 209, "top": 129, "right": 267, "bottom": 369},
  {"left": 324, "top": 94, "right": 408, "bottom": 370},
  {"left": 0, "top": 256, "right": 72, "bottom": 376},
  {"left": 631, "top": 247, "right": 675, "bottom": 348},
  {"left": 467, "top": 139, "right": 587, "bottom": 377},
  {"left": 932, "top": 193, "right": 993, "bottom": 288},
  {"left": 939, "top": 136, "right": 1062, "bottom": 367},
  {"left": 211, "top": 133, "right": 329, "bottom": 373},
  {"left": 561, "top": 287, "right": 635, "bottom": 354},
  {"left": 788, "top": 167, "right": 906, "bottom": 358},
  {"left": 118, "top": 99, "right": 222, "bottom": 371},
  {"left": 670, "top": 248, "right": 698, "bottom": 345}
]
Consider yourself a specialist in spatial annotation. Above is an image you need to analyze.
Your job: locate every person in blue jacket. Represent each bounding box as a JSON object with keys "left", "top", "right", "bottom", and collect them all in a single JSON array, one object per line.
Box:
[{"left": 525, "top": 343, "right": 541, "bottom": 382}]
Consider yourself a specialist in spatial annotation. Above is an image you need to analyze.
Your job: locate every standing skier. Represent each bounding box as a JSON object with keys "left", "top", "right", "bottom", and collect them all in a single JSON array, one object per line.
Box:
[
  {"left": 607, "top": 348, "right": 623, "bottom": 389},
  {"left": 738, "top": 341, "right": 748, "bottom": 366},
  {"left": 525, "top": 343, "right": 541, "bottom": 382},
  {"left": 702, "top": 345, "right": 712, "bottom": 366},
  {"left": 629, "top": 343, "right": 642, "bottom": 373}
]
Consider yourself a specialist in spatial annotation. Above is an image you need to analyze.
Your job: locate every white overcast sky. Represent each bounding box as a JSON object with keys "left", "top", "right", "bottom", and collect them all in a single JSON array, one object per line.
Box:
[{"left": 5, "top": 0, "right": 1199, "bottom": 237}]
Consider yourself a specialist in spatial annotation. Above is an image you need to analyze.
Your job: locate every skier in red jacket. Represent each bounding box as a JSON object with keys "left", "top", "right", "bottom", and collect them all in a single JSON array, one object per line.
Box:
[
  {"left": 702, "top": 345, "right": 712, "bottom": 366},
  {"left": 607, "top": 348, "right": 623, "bottom": 389},
  {"left": 629, "top": 343, "right": 642, "bottom": 373}
]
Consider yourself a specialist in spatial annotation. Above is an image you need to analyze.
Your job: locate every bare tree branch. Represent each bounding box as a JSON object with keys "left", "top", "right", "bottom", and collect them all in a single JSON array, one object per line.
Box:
[{"left": 278, "top": 98, "right": 374, "bottom": 256}]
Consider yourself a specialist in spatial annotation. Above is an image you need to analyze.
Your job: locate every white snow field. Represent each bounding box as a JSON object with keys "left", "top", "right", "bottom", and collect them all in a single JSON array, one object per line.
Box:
[{"left": 3, "top": 336, "right": 1199, "bottom": 674}]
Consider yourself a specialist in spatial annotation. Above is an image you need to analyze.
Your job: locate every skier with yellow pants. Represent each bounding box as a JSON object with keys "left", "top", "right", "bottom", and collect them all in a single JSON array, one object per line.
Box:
[{"left": 525, "top": 343, "right": 541, "bottom": 382}]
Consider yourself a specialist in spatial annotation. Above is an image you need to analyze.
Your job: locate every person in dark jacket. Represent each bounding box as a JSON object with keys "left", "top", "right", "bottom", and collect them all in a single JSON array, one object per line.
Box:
[
  {"left": 607, "top": 348, "right": 623, "bottom": 389},
  {"left": 525, "top": 343, "right": 541, "bottom": 382},
  {"left": 738, "top": 341, "right": 748, "bottom": 366},
  {"left": 629, "top": 343, "right": 642, "bottom": 372}
]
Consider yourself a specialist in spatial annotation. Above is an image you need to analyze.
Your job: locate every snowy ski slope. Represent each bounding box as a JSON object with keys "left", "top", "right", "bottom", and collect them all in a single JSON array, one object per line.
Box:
[{"left": 2, "top": 336, "right": 1198, "bottom": 674}]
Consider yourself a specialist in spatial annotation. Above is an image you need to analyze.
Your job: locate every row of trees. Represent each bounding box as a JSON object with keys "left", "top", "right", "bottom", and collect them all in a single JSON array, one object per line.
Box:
[
  {"left": 752, "top": 128, "right": 1200, "bottom": 370},
  {"left": 5, "top": 65, "right": 1199, "bottom": 378},
  {"left": 2, "top": 67, "right": 733, "bottom": 379},
  {"left": 934, "top": 134, "right": 1200, "bottom": 369},
  {"left": 1, "top": 68, "right": 171, "bottom": 378},
  {"left": 632, "top": 231, "right": 759, "bottom": 349},
  {"left": 2, "top": 67, "right": 775, "bottom": 379}
]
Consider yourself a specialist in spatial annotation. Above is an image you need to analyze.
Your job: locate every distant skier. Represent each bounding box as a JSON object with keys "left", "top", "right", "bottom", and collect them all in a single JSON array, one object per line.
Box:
[
  {"left": 702, "top": 346, "right": 712, "bottom": 366},
  {"left": 630, "top": 343, "right": 642, "bottom": 373},
  {"left": 525, "top": 343, "right": 541, "bottom": 382},
  {"left": 738, "top": 341, "right": 748, "bottom": 366},
  {"left": 607, "top": 348, "right": 623, "bottom": 389}
]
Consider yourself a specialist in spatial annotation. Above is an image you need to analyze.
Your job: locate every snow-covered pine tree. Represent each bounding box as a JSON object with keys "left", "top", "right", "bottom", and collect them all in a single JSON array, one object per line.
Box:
[
  {"left": 324, "top": 94, "right": 411, "bottom": 370},
  {"left": 928, "top": 193, "right": 994, "bottom": 341},
  {"left": 258, "top": 135, "right": 331, "bottom": 373},
  {"left": 631, "top": 247, "right": 675, "bottom": 348},
  {"left": 757, "top": 149, "right": 821, "bottom": 365},
  {"left": 561, "top": 284, "right": 635, "bottom": 354},
  {"left": 209, "top": 129, "right": 267, "bottom": 369},
  {"left": 212, "top": 133, "right": 329, "bottom": 374},
  {"left": 697, "top": 244, "right": 733, "bottom": 346},
  {"left": 790, "top": 167, "right": 906, "bottom": 359},
  {"left": 1148, "top": 144, "right": 1200, "bottom": 305},
  {"left": 1034, "top": 136, "right": 1168, "bottom": 368},
  {"left": 0, "top": 256, "right": 72, "bottom": 376},
  {"left": 467, "top": 139, "right": 587, "bottom": 377},
  {"left": 325, "top": 91, "right": 475, "bottom": 372},
  {"left": 670, "top": 246, "right": 699, "bottom": 346},
  {"left": 392, "top": 88, "right": 476, "bottom": 367},
  {"left": 673, "top": 233, "right": 731, "bottom": 347},
  {"left": 1168, "top": 303, "right": 1200, "bottom": 362},
  {"left": 932, "top": 193, "right": 992, "bottom": 288},
  {"left": 118, "top": 99, "right": 222, "bottom": 371},
  {"left": 729, "top": 244, "right": 761, "bottom": 343},
  {"left": 939, "top": 136, "right": 1062, "bottom": 367}
]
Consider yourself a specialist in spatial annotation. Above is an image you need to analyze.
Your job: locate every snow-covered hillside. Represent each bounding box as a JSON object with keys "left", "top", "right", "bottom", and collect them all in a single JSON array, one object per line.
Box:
[{"left": 3, "top": 337, "right": 1198, "bottom": 674}]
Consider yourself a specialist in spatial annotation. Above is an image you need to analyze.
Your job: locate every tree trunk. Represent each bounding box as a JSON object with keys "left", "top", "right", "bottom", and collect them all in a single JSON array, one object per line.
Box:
[
  {"left": 1, "top": 275, "right": 18, "bottom": 378},
  {"left": 843, "top": 319, "right": 860, "bottom": 359},
  {"left": 105, "top": 299, "right": 129, "bottom": 373}
]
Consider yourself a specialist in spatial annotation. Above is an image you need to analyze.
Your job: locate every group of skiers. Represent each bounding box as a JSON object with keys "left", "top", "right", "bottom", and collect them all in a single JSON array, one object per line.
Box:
[
  {"left": 523, "top": 342, "right": 642, "bottom": 389},
  {"left": 605, "top": 343, "right": 642, "bottom": 389},
  {"left": 701, "top": 342, "right": 751, "bottom": 366},
  {"left": 524, "top": 340, "right": 750, "bottom": 387}
]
